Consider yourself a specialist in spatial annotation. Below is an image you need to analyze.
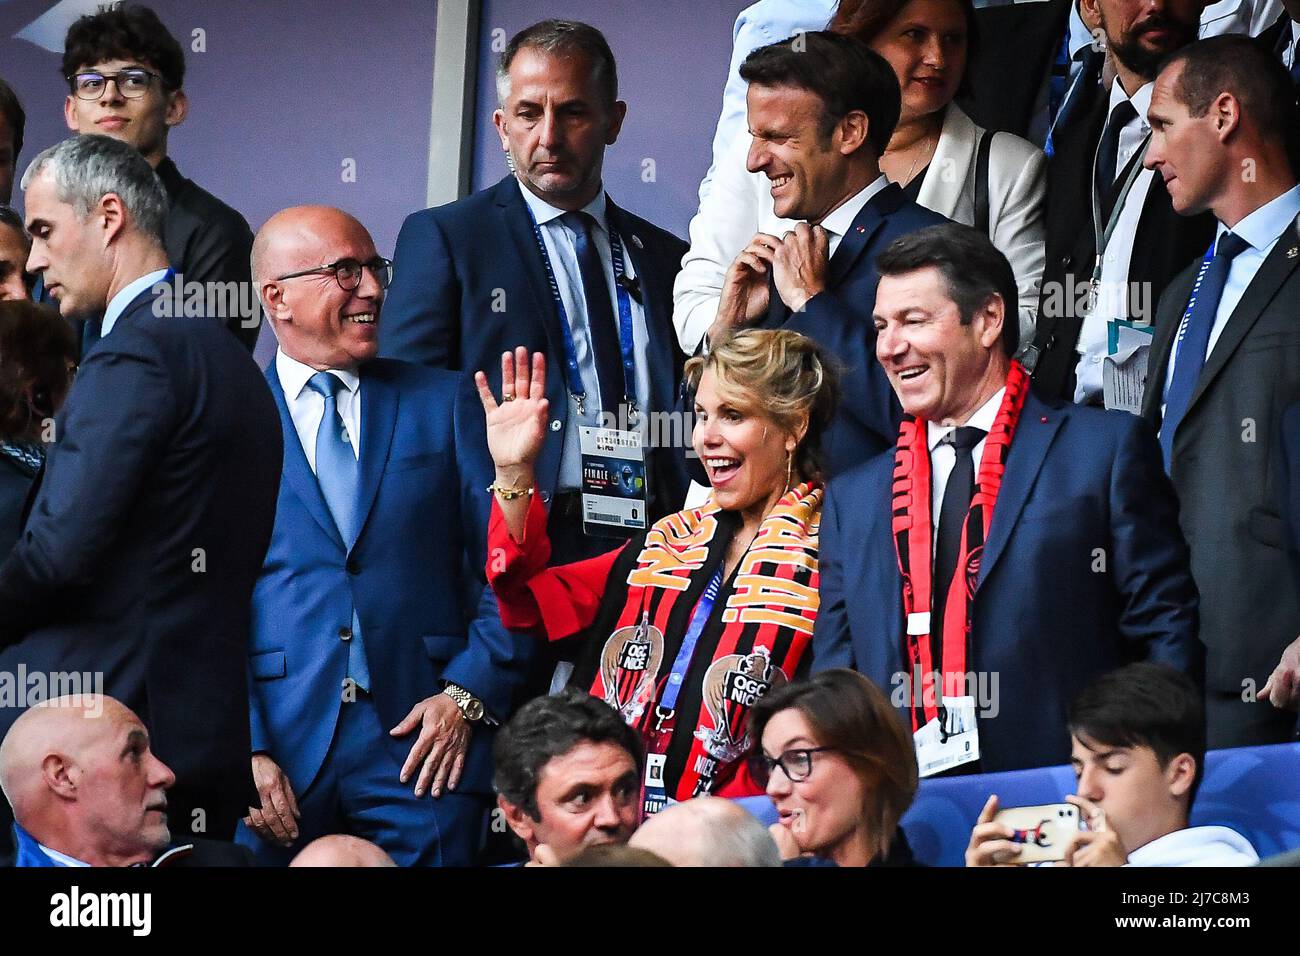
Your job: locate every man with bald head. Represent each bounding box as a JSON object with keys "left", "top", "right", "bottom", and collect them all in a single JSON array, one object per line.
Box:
[
  {"left": 290, "top": 834, "right": 396, "bottom": 867},
  {"left": 628, "top": 796, "right": 781, "bottom": 867},
  {"left": 238, "top": 206, "right": 529, "bottom": 866},
  {"left": 1, "top": 696, "right": 251, "bottom": 866}
]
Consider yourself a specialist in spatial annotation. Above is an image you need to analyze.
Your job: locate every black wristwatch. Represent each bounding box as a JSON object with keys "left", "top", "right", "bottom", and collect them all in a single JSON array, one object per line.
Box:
[{"left": 443, "top": 682, "right": 485, "bottom": 723}]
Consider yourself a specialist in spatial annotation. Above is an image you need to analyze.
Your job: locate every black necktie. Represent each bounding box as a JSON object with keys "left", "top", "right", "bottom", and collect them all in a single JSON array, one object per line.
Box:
[
  {"left": 563, "top": 211, "right": 623, "bottom": 416},
  {"left": 932, "top": 426, "right": 987, "bottom": 652},
  {"left": 1095, "top": 99, "right": 1137, "bottom": 211}
]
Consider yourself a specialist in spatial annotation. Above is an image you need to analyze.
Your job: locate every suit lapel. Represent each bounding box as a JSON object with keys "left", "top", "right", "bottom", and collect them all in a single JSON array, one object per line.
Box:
[
  {"left": 977, "top": 392, "right": 1064, "bottom": 587},
  {"left": 1183, "top": 236, "right": 1300, "bottom": 419},
  {"left": 495, "top": 175, "right": 570, "bottom": 369},
  {"left": 354, "top": 368, "right": 398, "bottom": 550},
  {"left": 826, "top": 185, "right": 897, "bottom": 288},
  {"left": 266, "top": 369, "right": 345, "bottom": 551},
  {"left": 1141, "top": 266, "right": 1197, "bottom": 424}
]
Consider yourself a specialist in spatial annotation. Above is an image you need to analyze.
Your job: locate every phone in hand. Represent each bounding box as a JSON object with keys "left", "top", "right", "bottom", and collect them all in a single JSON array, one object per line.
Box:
[{"left": 992, "top": 803, "right": 1082, "bottom": 864}]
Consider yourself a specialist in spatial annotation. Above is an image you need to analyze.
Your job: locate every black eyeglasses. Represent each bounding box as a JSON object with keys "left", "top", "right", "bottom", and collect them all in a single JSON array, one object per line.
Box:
[
  {"left": 748, "top": 747, "right": 836, "bottom": 787},
  {"left": 274, "top": 256, "right": 393, "bottom": 292},
  {"left": 67, "top": 69, "right": 162, "bottom": 101}
]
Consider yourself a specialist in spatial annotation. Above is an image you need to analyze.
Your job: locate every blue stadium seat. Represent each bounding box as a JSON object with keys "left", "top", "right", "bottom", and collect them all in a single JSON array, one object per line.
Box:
[{"left": 735, "top": 743, "right": 1300, "bottom": 866}]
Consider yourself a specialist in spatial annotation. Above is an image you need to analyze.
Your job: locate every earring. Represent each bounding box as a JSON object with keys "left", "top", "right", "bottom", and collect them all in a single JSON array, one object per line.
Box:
[{"left": 786, "top": 451, "right": 793, "bottom": 491}]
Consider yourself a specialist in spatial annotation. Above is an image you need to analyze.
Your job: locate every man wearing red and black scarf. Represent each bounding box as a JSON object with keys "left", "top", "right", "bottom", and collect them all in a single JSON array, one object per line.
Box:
[{"left": 813, "top": 222, "right": 1202, "bottom": 776}]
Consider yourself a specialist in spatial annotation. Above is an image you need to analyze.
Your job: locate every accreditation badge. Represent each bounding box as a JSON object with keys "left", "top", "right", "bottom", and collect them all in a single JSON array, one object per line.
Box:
[
  {"left": 580, "top": 425, "right": 649, "bottom": 538},
  {"left": 913, "top": 695, "right": 980, "bottom": 778}
]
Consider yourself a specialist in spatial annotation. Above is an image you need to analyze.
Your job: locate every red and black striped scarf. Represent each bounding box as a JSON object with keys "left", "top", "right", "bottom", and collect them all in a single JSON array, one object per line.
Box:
[
  {"left": 589, "top": 482, "right": 822, "bottom": 800},
  {"left": 891, "top": 361, "right": 1029, "bottom": 730}
]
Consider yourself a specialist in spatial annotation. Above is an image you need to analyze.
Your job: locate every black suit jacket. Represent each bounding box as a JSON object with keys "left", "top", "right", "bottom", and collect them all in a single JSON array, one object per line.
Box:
[
  {"left": 959, "top": 0, "right": 1073, "bottom": 138},
  {"left": 0, "top": 283, "right": 283, "bottom": 838},
  {"left": 156, "top": 157, "right": 258, "bottom": 352},
  {"left": 1030, "top": 94, "right": 1216, "bottom": 400},
  {"left": 756, "top": 183, "right": 950, "bottom": 475},
  {"left": 1142, "top": 229, "right": 1300, "bottom": 697},
  {"left": 381, "top": 175, "right": 690, "bottom": 523}
]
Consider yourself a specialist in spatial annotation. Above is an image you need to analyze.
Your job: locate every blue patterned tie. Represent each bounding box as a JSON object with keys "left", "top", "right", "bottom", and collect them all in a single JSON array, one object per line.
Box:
[
  {"left": 307, "top": 371, "right": 370, "bottom": 692},
  {"left": 1159, "top": 232, "right": 1251, "bottom": 471}
]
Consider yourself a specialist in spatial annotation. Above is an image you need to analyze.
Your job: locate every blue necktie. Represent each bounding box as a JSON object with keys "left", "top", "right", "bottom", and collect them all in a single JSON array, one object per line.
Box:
[
  {"left": 307, "top": 371, "right": 369, "bottom": 692},
  {"left": 1159, "top": 232, "right": 1251, "bottom": 471},
  {"left": 563, "top": 211, "right": 623, "bottom": 416}
]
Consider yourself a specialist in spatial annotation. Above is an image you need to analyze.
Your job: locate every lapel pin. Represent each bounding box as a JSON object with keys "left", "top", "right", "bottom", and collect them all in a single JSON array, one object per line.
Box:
[
  {"left": 856, "top": 226, "right": 866, "bottom": 234},
  {"left": 631, "top": 234, "right": 644, "bottom": 250},
  {"left": 1288, "top": 246, "right": 1298, "bottom": 259},
  {"left": 1040, "top": 416, "right": 1048, "bottom": 423}
]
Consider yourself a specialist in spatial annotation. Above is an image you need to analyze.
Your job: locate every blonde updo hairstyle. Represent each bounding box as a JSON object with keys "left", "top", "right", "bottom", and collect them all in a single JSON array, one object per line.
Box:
[{"left": 684, "top": 328, "right": 840, "bottom": 483}]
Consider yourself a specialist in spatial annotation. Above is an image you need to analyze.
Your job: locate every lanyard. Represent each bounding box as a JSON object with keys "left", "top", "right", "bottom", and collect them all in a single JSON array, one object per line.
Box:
[
  {"left": 656, "top": 567, "right": 723, "bottom": 721},
  {"left": 1089, "top": 130, "right": 1152, "bottom": 290},
  {"left": 1168, "top": 243, "right": 1218, "bottom": 379},
  {"left": 525, "top": 207, "right": 639, "bottom": 418}
]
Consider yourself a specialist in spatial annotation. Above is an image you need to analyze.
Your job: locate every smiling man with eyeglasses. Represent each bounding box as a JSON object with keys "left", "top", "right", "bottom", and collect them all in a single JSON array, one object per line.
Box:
[{"left": 59, "top": 4, "right": 258, "bottom": 353}]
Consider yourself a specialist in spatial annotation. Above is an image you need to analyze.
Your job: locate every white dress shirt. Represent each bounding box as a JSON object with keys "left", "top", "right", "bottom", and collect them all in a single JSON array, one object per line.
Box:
[
  {"left": 819, "top": 175, "right": 889, "bottom": 258},
  {"left": 1284, "top": 19, "right": 1300, "bottom": 68},
  {"left": 1198, "top": 0, "right": 1282, "bottom": 37},
  {"left": 926, "top": 387, "right": 1005, "bottom": 557},
  {"left": 100, "top": 268, "right": 172, "bottom": 337},
  {"left": 516, "top": 178, "right": 651, "bottom": 492},
  {"left": 38, "top": 843, "right": 90, "bottom": 867},
  {"left": 1162, "top": 184, "right": 1300, "bottom": 401},
  {"left": 1074, "top": 80, "right": 1156, "bottom": 404},
  {"left": 275, "top": 350, "right": 361, "bottom": 472}
]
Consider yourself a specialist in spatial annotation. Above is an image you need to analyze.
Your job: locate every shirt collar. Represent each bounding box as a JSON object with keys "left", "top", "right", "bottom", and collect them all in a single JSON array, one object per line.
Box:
[
  {"left": 1216, "top": 183, "right": 1300, "bottom": 253},
  {"left": 819, "top": 174, "right": 889, "bottom": 241},
  {"left": 1068, "top": 4, "right": 1094, "bottom": 59},
  {"left": 1107, "top": 77, "right": 1154, "bottom": 130},
  {"left": 275, "top": 348, "right": 361, "bottom": 401},
  {"left": 516, "top": 176, "right": 608, "bottom": 232},
  {"left": 101, "top": 268, "right": 171, "bottom": 337},
  {"left": 927, "top": 387, "right": 1006, "bottom": 452}
]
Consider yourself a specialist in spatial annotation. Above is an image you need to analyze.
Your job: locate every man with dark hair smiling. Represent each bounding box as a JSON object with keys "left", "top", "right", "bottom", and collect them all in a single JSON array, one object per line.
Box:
[
  {"left": 60, "top": 3, "right": 257, "bottom": 351},
  {"left": 815, "top": 222, "right": 1200, "bottom": 775},
  {"left": 708, "top": 31, "right": 948, "bottom": 474},
  {"left": 493, "top": 688, "right": 642, "bottom": 865},
  {"left": 967, "top": 663, "right": 1258, "bottom": 866}
]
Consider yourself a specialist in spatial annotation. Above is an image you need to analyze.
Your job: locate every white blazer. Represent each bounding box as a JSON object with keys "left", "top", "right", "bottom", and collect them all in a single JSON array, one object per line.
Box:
[{"left": 673, "top": 103, "right": 1047, "bottom": 355}]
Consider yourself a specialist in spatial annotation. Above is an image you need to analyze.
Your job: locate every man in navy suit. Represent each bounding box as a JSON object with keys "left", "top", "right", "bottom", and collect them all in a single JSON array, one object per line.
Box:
[
  {"left": 706, "top": 33, "right": 950, "bottom": 475},
  {"left": 238, "top": 206, "right": 531, "bottom": 866},
  {"left": 0, "top": 134, "right": 281, "bottom": 846},
  {"left": 382, "top": 20, "right": 689, "bottom": 569},
  {"left": 814, "top": 223, "right": 1200, "bottom": 774}
]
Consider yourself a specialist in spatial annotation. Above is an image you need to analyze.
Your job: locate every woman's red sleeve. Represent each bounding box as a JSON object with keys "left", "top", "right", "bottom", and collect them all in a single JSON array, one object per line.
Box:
[{"left": 486, "top": 493, "right": 626, "bottom": 641}]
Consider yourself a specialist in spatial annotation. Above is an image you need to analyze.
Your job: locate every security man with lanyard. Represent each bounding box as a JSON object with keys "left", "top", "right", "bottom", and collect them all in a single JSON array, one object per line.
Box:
[{"left": 379, "top": 20, "right": 689, "bottom": 693}]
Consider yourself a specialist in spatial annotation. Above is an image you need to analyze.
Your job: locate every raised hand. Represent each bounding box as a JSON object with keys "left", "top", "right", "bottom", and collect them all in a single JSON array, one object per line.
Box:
[{"left": 475, "top": 347, "right": 550, "bottom": 478}]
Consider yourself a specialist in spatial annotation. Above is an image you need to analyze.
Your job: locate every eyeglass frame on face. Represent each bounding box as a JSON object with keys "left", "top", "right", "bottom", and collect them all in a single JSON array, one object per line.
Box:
[
  {"left": 66, "top": 68, "right": 164, "bottom": 101},
  {"left": 749, "top": 746, "right": 837, "bottom": 787},
  {"left": 273, "top": 256, "right": 393, "bottom": 292}
]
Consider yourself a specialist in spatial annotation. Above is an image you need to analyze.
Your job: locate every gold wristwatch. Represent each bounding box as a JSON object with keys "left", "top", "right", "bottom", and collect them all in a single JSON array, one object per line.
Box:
[{"left": 443, "top": 682, "right": 486, "bottom": 723}]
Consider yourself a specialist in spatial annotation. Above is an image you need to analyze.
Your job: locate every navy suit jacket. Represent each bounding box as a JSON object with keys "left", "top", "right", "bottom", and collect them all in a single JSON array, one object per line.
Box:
[
  {"left": 814, "top": 388, "right": 1202, "bottom": 771},
  {"left": 250, "top": 359, "right": 531, "bottom": 796},
  {"left": 757, "top": 183, "right": 950, "bottom": 475},
  {"left": 0, "top": 284, "right": 282, "bottom": 833},
  {"left": 380, "top": 174, "right": 690, "bottom": 517}
]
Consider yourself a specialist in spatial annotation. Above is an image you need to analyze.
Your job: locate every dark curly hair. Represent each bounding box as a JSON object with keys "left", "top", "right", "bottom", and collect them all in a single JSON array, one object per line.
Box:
[
  {"left": 62, "top": 4, "right": 185, "bottom": 92},
  {"left": 0, "top": 300, "right": 77, "bottom": 441}
]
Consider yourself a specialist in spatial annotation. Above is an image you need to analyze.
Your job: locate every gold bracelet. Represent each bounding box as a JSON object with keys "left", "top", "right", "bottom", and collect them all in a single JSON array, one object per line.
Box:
[{"left": 487, "top": 482, "right": 535, "bottom": 501}]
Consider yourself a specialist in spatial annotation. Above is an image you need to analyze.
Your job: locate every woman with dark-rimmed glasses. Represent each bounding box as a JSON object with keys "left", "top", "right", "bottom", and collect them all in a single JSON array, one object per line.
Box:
[{"left": 748, "top": 668, "right": 920, "bottom": 866}]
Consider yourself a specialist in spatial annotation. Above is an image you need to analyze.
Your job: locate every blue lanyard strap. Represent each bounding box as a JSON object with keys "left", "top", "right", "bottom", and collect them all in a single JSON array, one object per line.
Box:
[
  {"left": 1170, "top": 243, "right": 1218, "bottom": 367},
  {"left": 525, "top": 207, "right": 638, "bottom": 415},
  {"left": 659, "top": 567, "right": 724, "bottom": 714}
]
